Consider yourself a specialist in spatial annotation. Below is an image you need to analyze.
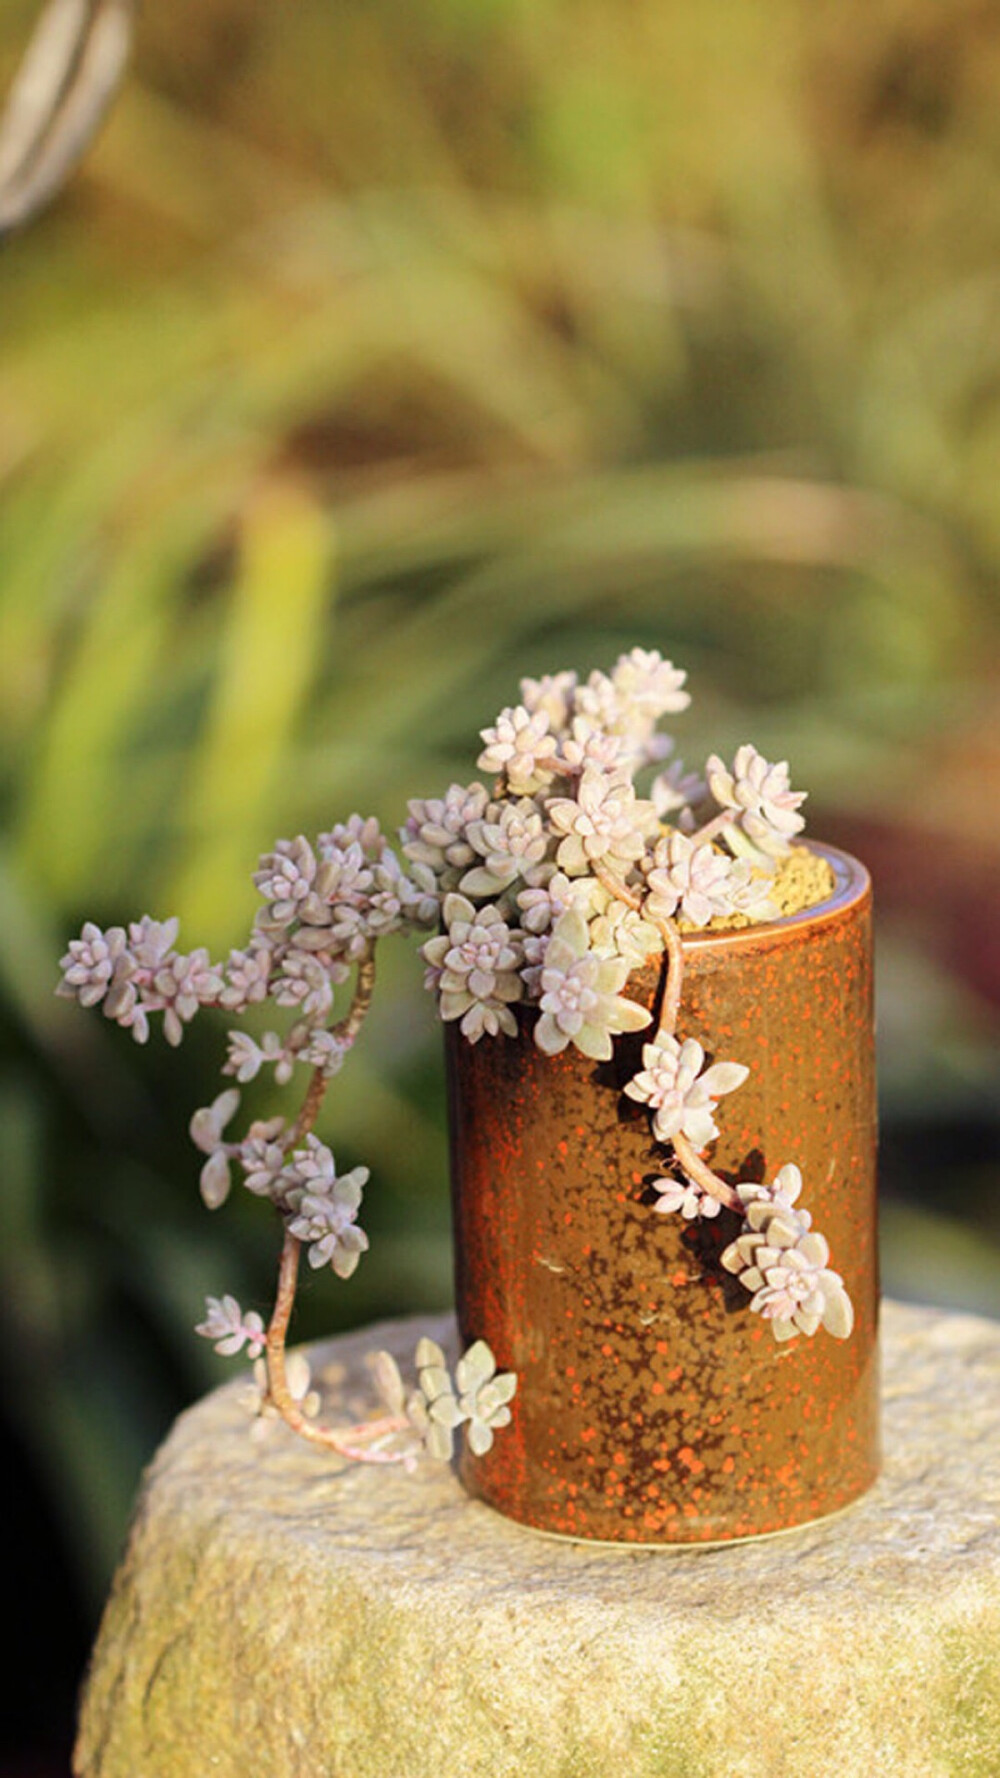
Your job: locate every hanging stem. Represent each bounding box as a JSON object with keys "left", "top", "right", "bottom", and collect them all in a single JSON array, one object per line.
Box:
[
  {"left": 262, "top": 950, "right": 410, "bottom": 1458},
  {"left": 288, "top": 1066, "right": 328, "bottom": 1151},
  {"left": 672, "top": 1131, "right": 741, "bottom": 1211},
  {"left": 593, "top": 863, "right": 740, "bottom": 1211},
  {"left": 264, "top": 1230, "right": 411, "bottom": 1460},
  {"left": 593, "top": 862, "right": 685, "bottom": 1039},
  {"left": 332, "top": 951, "right": 377, "bottom": 1046},
  {"left": 593, "top": 861, "right": 643, "bottom": 913},
  {"left": 287, "top": 952, "right": 376, "bottom": 1149},
  {"left": 689, "top": 810, "right": 732, "bottom": 849},
  {"left": 261, "top": 1237, "right": 409, "bottom": 1457},
  {"left": 653, "top": 915, "right": 684, "bottom": 1040}
]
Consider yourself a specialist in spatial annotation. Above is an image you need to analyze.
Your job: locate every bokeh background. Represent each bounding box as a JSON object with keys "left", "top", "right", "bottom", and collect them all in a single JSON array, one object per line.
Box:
[{"left": 1, "top": 0, "right": 999, "bottom": 1766}]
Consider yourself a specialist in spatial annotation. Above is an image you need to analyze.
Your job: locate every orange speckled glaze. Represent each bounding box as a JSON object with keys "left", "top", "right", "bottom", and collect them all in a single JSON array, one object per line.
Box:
[{"left": 446, "top": 844, "right": 879, "bottom": 1544}]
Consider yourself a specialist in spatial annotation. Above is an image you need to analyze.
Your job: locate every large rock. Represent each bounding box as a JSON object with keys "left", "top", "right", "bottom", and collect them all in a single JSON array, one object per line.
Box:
[{"left": 75, "top": 1301, "right": 1000, "bottom": 1778}]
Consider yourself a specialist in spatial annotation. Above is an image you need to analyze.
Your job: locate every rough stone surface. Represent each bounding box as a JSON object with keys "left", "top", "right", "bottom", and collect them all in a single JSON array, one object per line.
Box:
[{"left": 75, "top": 1301, "right": 1000, "bottom": 1778}]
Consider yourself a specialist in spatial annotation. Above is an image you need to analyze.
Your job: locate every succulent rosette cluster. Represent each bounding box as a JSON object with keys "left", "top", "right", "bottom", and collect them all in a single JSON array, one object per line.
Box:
[
  {"left": 404, "top": 647, "right": 851, "bottom": 1347},
  {"left": 57, "top": 645, "right": 852, "bottom": 1476},
  {"left": 374, "top": 1336, "right": 518, "bottom": 1465},
  {"left": 58, "top": 816, "right": 437, "bottom": 1056},
  {"left": 720, "top": 1167, "right": 854, "bottom": 1342},
  {"left": 403, "top": 648, "right": 800, "bottom": 1058},
  {"left": 624, "top": 1035, "right": 749, "bottom": 1149}
]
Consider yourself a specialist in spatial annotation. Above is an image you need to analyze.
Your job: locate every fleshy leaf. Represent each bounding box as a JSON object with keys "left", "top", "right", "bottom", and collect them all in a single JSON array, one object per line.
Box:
[
  {"left": 455, "top": 1340, "right": 495, "bottom": 1395},
  {"left": 371, "top": 1351, "right": 405, "bottom": 1415},
  {"left": 797, "top": 1231, "right": 831, "bottom": 1269},
  {"left": 424, "top": 1422, "right": 456, "bottom": 1463},
  {"left": 419, "top": 1364, "right": 453, "bottom": 1401},
  {"left": 199, "top": 1149, "right": 232, "bottom": 1210},
  {"left": 414, "top": 1336, "right": 446, "bottom": 1371},
  {"left": 467, "top": 1418, "right": 495, "bottom": 1457},
  {"left": 429, "top": 1394, "right": 466, "bottom": 1429},
  {"left": 478, "top": 1372, "right": 517, "bottom": 1412},
  {"left": 821, "top": 1284, "right": 854, "bottom": 1340}
]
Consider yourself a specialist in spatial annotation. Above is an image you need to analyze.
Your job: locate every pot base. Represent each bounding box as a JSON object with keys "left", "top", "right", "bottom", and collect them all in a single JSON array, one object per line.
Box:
[{"left": 462, "top": 1461, "right": 879, "bottom": 1551}]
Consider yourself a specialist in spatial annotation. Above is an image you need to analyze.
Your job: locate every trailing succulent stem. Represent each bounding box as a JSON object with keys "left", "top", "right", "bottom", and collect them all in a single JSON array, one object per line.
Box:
[
  {"left": 60, "top": 819, "right": 516, "bottom": 1466},
  {"left": 57, "top": 647, "right": 852, "bottom": 1473}
]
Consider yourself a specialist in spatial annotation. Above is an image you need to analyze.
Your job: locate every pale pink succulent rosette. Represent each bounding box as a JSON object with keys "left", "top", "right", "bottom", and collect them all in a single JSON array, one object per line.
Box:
[
  {"left": 720, "top": 1166, "right": 854, "bottom": 1342},
  {"left": 533, "top": 908, "right": 651, "bottom": 1061},
  {"left": 623, "top": 1032, "right": 749, "bottom": 1148}
]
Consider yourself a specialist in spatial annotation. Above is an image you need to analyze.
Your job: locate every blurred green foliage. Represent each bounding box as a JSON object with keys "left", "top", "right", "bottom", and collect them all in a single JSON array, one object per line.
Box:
[{"left": 0, "top": 0, "right": 998, "bottom": 1630}]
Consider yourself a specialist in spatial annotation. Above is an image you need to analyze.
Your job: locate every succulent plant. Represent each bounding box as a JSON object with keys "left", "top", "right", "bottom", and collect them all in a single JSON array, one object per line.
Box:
[
  {"left": 477, "top": 703, "right": 562, "bottom": 794},
  {"left": 276, "top": 1137, "right": 369, "bottom": 1263},
  {"left": 454, "top": 1340, "right": 518, "bottom": 1455},
  {"left": 534, "top": 909, "right": 651, "bottom": 1060},
  {"left": 58, "top": 645, "right": 852, "bottom": 1475},
  {"left": 624, "top": 1035, "right": 749, "bottom": 1148},
  {"left": 420, "top": 894, "right": 524, "bottom": 1041},
  {"left": 195, "top": 1295, "right": 265, "bottom": 1360},
  {"left": 720, "top": 1169, "right": 854, "bottom": 1342},
  {"left": 705, "top": 745, "right": 807, "bottom": 861},
  {"left": 370, "top": 1337, "right": 517, "bottom": 1465}
]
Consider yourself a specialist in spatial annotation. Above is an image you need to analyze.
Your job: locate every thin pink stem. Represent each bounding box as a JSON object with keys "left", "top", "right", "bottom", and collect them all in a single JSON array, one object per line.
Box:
[
  {"left": 261, "top": 950, "right": 406, "bottom": 1461},
  {"left": 287, "top": 952, "right": 377, "bottom": 1150},
  {"left": 672, "top": 1130, "right": 741, "bottom": 1211},
  {"left": 330, "top": 1420, "right": 414, "bottom": 1464},
  {"left": 689, "top": 810, "right": 732, "bottom": 848},
  {"left": 593, "top": 861, "right": 643, "bottom": 912},
  {"left": 654, "top": 915, "right": 684, "bottom": 1039},
  {"left": 264, "top": 1230, "right": 412, "bottom": 1461},
  {"left": 595, "top": 860, "right": 741, "bottom": 1215},
  {"left": 593, "top": 861, "right": 684, "bottom": 1039},
  {"left": 331, "top": 951, "right": 377, "bottom": 1047}
]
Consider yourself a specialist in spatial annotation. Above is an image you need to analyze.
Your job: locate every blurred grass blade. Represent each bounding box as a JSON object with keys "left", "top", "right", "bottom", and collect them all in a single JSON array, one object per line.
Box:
[
  {"left": 0, "top": 839, "right": 75, "bottom": 1048},
  {"left": 14, "top": 454, "right": 252, "bottom": 905},
  {"left": 16, "top": 546, "right": 181, "bottom": 904},
  {"left": 170, "top": 481, "right": 334, "bottom": 945}
]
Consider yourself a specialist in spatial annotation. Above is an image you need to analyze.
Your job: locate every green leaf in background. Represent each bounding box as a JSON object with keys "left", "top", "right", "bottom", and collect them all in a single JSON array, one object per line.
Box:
[{"left": 169, "top": 480, "right": 334, "bottom": 947}]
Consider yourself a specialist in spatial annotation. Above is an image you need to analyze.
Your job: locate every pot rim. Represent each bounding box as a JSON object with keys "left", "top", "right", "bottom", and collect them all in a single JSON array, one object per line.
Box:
[{"left": 680, "top": 840, "right": 869, "bottom": 953}]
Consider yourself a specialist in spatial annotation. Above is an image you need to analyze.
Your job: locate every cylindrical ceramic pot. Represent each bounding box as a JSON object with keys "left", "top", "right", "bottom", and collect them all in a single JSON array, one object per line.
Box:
[{"left": 446, "top": 843, "right": 878, "bottom": 1544}]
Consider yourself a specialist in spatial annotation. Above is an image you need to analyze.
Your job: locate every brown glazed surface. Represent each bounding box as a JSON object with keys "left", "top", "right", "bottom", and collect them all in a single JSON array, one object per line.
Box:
[{"left": 446, "top": 844, "right": 879, "bottom": 1544}]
